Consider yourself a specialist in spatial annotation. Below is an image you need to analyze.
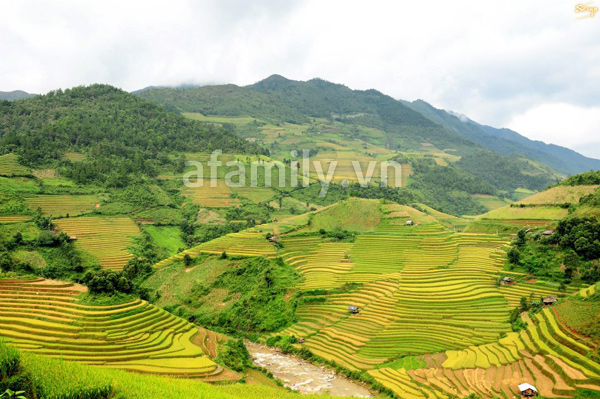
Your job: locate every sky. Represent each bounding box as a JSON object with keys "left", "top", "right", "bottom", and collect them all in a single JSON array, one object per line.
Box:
[{"left": 1, "top": 0, "right": 599, "bottom": 157}]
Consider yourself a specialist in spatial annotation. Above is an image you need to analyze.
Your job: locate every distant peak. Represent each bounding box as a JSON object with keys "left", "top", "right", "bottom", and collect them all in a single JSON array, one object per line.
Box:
[{"left": 249, "top": 74, "right": 295, "bottom": 91}]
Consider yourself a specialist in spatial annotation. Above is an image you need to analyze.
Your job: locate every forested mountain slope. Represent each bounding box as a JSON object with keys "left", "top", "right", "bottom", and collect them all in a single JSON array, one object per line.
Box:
[
  {"left": 0, "top": 84, "right": 260, "bottom": 184},
  {"left": 403, "top": 99, "right": 600, "bottom": 175}
]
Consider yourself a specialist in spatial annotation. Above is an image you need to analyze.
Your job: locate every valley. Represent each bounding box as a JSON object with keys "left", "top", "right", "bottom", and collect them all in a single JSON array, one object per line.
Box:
[{"left": 0, "top": 81, "right": 599, "bottom": 399}]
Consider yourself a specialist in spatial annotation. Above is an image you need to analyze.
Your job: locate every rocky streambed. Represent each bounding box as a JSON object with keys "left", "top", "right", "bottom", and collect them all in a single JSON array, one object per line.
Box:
[{"left": 246, "top": 342, "right": 373, "bottom": 397}]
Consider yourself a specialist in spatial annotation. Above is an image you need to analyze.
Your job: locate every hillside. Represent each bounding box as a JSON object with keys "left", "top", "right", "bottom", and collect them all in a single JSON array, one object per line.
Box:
[
  {"left": 0, "top": 333, "right": 332, "bottom": 398},
  {"left": 147, "top": 197, "right": 599, "bottom": 398},
  {"left": 467, "top": 180, "right": 600, "bottom": 234},
  {"left": 0, "top": 84, "right": 258, "bottom": 176},
  {"left": 0, "top": 90, "right": 36, "bottom": 101},
  {"left": 404, "top": 99, "right": 600, "bottom": 175},
  {"left": 136, "top": 76, "right": 570, "bottom": 215},
  {"left": 138, "top": 75, "right": 479, "bottom": 153}
]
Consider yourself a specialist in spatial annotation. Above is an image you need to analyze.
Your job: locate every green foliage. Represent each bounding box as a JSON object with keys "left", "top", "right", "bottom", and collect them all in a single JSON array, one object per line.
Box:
[
  {"left": 83, "top": 270, "right": 133, "bottom": 295},
  {"left": 0, "top": 389, "right": 27, "bottom": 399},
  {"left": 507, "top": 247, "right": 521, "bottom": 265},
  {"left": 0, "top": 341, "right": 20, "bottom": 381},
  {"left": 556, "top": 217, "right": 600, "bottom": 260},
  {"left": 457, "top": 151, "right": 554, "bottom": 192},
  {"left": 22, "top": 353, "right": 113, "bottom": 399},
  {"left": 509, "top": 307, "right": 527, "bottom": 332},
  {"left": 561, "top": 171, "right": 600, "bottom": 186},
  {"left": 0, "top": 85, "right": 260, "bottom": 186},
  {"left": 216, "top": 339, "right": 252, "bottom": 372},
  {"left": 171, "top": 256, "right": 300, "bottom": 334}
]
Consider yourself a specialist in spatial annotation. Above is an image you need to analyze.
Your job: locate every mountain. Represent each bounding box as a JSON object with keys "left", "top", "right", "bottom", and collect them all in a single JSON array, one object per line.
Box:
[
  {"left": 137, "top": 75, "right": 600, "bottom": 177},
  {"left": 0, "top": 90, "right": 36, "bottom": 100},
  {"left": 138, "top": 75, "right": 479, "bottom": 153},
  {"left": 135, "top": 75, "right": 573, "bottom": 214},
  {"left": 403, "top": 99, "right": 600, "bottom": 175},
  {"left": 0, "top": 84, "right": 258, "bottom": 185}
]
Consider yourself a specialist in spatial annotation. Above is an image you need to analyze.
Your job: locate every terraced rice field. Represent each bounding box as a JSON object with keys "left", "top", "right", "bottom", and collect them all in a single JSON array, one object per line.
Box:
[
  {"left": 260, "top": 201, "right": 581, "bottom": 377},
  {"left": 0, "top": 153, "right": 30, "bottom": 176},
  {"left": 0, "top": 278, "right": 219, "bottom": 378},
  {"left": 154, "top": 231, "right": 278, "bottom": 268},
  {"left": 499, "top": 281, "right": 577, "bottom": 308},
  {"left": 25, "top": 194, "right": 98, "bottom": 216},
  {"left": 231, "top": 186, "right": 275, "bottom": 203},
  {"left": 151, "top": 199, "right": 595, "bottom": 397},
  {"left": 481, "top": 206, "right": 569, "bottom": 221},
  {"left": 517, "top": 185, "right": 599, "bottom": 205},
  {"left": 370, "top": 307, "right": 600, "bottom": 399},
  {"left": 182, "top": 179, "right": 241, "bottom": 208},
  {"left": 54, "top": 217, "right": 140, "bottom": 270},
  {"left": 0, "top": 216, "right": 30, "bottom": 224}
]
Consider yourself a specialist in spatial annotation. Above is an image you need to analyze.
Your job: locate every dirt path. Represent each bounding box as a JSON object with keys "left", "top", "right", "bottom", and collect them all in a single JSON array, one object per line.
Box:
[{"left": 246, "top": 342, "right": 373, "bottom": 397}]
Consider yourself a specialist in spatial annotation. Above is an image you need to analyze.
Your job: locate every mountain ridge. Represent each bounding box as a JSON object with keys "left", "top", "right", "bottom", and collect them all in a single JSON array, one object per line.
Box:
[{"left": 135, "top": 75, "right": 599, "bottom": 176}]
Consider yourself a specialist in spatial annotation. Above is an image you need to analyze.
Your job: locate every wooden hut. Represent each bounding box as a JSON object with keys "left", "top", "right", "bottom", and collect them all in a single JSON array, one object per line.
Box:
[{"left": 543, "top": 296, "right": 558, "bottom": 306}]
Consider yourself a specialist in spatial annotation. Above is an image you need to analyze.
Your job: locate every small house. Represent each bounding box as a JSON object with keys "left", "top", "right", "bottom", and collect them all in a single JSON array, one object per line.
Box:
[
  {"left": 518, "top": 383, "right": 538, "bottom": 397},
  {"left": 543, "top": 296, "right": 558, "bottom": 306},
  {"left": 68, "top": 236, "right": 77, "bottom": 241},
  {"left": 273, "top": 217, "right": 279, "bottom": 222},
  {"left": 406, "top": 220, "right": 414, "bottom": 226},
  {"left": 267, "top": 235, "right": 279, "bottom": 244},
  {"left": 298, "top": 337, "right": 305, "bottom": 344},
  {"left": 541, "top": 230, "right": 555, "bottom": 236},
  {"left": 501, "top": 277, "right": 514, "bottom": 286},
  {"left": 348, "top": 305, "right": 360, "bottom": 314}
]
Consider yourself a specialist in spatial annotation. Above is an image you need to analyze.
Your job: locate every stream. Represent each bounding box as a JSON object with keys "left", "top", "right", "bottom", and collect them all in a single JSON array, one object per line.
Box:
[{"left": 245, "top": 342, "right": 374, "bottom": 397}]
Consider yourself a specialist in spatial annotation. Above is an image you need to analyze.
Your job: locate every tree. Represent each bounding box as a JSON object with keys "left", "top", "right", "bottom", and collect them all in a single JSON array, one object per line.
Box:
[
  {"left": 520, "top": 296, "right": 529, "bottom": 312},
  {"left": 515, "top": 229, "right": 527, "bottom": 246},
  {"left": 0, "top": 253, "right": 12, "bottom": 273},
  {"left": 507, "top": 247, "right": 521, "bottom": 265}
]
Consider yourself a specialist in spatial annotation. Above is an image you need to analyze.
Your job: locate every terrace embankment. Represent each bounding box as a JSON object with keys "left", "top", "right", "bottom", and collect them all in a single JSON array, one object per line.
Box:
[{"left": 246, "top": 342, "right": 373, "bottom": 397}]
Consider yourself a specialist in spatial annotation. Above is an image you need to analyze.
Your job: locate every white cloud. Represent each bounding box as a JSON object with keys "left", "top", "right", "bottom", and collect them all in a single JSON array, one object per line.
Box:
[
  {"left": 0, "top": 0, "right": 599, "bottom": 157},
  {"left": 508, "top": 103, "right": 600, "bottom": 158}
]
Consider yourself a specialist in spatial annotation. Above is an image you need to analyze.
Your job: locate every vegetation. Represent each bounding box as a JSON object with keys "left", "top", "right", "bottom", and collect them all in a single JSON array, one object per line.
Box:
[
  {"left": 163, "top": 256, "right": 300, "bottom": 334},
  {"left": 0, "top": 342, "right": 332, "bottom": 399}
]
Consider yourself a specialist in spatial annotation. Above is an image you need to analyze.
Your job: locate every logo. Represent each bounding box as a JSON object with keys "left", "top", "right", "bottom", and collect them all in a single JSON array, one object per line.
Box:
[{"left": 575, "top": 2, "right": 598, "bottom": 19}]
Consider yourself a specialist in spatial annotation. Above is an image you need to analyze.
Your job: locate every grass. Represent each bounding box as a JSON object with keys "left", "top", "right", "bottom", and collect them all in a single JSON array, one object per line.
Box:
[
  {"left": 144, "top": 226, "right": 186, "bottom": 256},
  {"left": 143, "top": 256, "right": 232, "bottom": 308},
  {"left": 0, "top": 154, "right": 29, "bottom": 176},
  {"left": 303, "top": 198, "right": 383, "bottom": 232},
  {"left": 16, "top": 349, "right": 332, "bottom": 399},
  {"left": 473, "top": 194, "right": 512, "bottom": 211},
  {"left": 0, "top": 177, "right": 39, "bottom": 196}
]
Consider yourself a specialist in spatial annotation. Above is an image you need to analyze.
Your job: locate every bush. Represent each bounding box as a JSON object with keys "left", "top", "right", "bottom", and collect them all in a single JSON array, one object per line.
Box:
[{"left": 216, "top": 339, "right": 251, "bottom": 372}]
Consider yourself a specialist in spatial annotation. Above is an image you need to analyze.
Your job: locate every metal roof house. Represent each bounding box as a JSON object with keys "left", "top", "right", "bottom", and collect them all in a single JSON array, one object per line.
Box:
[{"left": 518, "top": 383, "right": 538, "bottom": 397}]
